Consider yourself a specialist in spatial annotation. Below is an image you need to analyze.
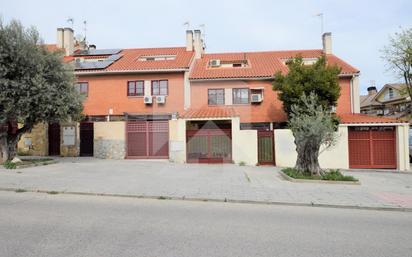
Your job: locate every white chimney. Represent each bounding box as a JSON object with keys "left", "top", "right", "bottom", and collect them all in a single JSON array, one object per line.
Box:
[
  {"left": 322, "top": 32, "right": 332, "bottom": 54},
  {"left": 63, "top": 27, "right": 74, "bottom": 56},
  {"left": 186, "top": 30, "right": 194, "bottom": 51},
  {"left": 56, "top": 28, "right": 64, "bottom": 49},
  {"left": 193, "top": 30, "right": 204, "bottom": 59}
]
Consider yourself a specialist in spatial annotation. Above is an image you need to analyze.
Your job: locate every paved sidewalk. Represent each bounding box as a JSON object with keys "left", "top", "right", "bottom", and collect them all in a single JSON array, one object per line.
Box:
[{"left": 1, "top": 157, "right": 412, "bottom": 210}]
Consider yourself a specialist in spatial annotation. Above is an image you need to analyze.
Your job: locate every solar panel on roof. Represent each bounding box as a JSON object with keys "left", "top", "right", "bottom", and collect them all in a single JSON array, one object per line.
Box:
[{"left": 74, "top": 49, "right": 121, "bottom": 56}]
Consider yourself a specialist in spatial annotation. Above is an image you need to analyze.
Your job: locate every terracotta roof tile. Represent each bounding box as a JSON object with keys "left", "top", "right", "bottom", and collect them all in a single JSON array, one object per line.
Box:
[
  {"left": 190, "top": 50, "right": 359, "bottom": 80},
  {"left": 181, "top": 107, "right": 239, "bottom": 119},
  {"left": 339, "top": 113, "right": 406, "bottom": 124}
]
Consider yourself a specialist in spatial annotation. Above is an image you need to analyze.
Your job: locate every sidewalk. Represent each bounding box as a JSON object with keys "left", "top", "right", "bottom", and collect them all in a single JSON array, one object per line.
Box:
[{"left": 1, "top": 157, "right": 412, "bottom": 211}]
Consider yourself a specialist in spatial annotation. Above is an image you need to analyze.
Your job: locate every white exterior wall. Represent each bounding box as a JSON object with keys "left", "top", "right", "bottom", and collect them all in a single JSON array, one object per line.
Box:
[
  {"left": 231, "top": 117, "right": 258, "bottom": 165},
  {"left": 350, "top": 75, "right": 360, "bottom": 113},
  {"left": 169, "top": 119, "right": 186, "bottom": 163},
  {"left": 396, "top": 124, "right": 410, "bottom": 171},
  {"left": 274, "top": 126, "right": 349, "bottom": 169}
]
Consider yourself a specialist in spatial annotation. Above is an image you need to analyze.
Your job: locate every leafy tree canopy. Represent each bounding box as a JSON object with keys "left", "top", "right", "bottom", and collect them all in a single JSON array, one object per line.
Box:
[
  {"left": 273, "top": 56, "right": 341, "bottom": 116},
  {"left": 0, "top": 19, "right": 83, "bottom": 161}
]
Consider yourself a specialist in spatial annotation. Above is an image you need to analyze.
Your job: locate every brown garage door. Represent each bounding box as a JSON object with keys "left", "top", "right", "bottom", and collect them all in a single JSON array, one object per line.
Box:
[
  {"left": 126, "top": 121, "right": 169, "bottom": 159},
  {"left": 186, "top": 129, "right": 232, "bottom": 163},
  {"left": 348, "top": 126, "right": 396, "bottom": 169}
]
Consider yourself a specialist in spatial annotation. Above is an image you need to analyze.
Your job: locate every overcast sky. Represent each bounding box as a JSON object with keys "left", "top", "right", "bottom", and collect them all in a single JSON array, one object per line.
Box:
[{"left": 1, "top": 0, "right": 411, "bottom": 94}]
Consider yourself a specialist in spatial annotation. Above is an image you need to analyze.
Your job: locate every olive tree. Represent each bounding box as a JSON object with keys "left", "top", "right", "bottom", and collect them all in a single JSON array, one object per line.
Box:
[
  {"left": 273, "top": 56, "right": 341, "bottom": 175},
  {"left": 0, "top": 19, "right": 83, "bottom": 162},
  {"left": 289, "top": 93, "right": 338, "bottom": 176}
]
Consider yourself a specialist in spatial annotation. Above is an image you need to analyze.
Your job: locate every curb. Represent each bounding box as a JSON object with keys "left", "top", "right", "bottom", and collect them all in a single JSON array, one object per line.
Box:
[
  {"left": 1, "top": 187, "right": 410, "bottom": 213},
  {"left": 279, "top": 171, "right": 361, "bottom": 185}
]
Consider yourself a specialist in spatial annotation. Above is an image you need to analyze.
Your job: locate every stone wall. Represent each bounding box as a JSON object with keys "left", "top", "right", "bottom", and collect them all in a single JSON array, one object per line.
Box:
[
  {"left": 94, "top": 139, "right": 125, "bottom": 159},
  {"left": 17, "top": 123, "right": 48, "bottom": 156},
  {"left": 94, "top": 121, "right": 125, "bottom": 159}
]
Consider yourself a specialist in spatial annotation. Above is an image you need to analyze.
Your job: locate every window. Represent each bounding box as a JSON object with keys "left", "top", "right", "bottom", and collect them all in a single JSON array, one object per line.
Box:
[
  {"left": 233, "top": 88, "right": 249, "bottom": 104},
  {"left": 127, "top": 81, "right": 144, "bottom": 96},
  {"left": 208, "top": 89, "right": 225, "bottom": 105},
  {"left": 151, "top": 80, "right": 168, "bottom": 96},
  {"left": 75, "top": 82, "right": 88, "bottom": 96}
]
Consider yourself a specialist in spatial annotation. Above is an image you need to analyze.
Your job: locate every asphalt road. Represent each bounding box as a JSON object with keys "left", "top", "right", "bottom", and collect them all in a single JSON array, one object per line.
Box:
[{"left": 1, "top": 191, "right": 411, "bottom": 257}]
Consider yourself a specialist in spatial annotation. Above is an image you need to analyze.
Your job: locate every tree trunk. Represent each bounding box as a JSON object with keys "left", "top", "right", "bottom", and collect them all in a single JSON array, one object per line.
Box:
[
  {"left": 295, "top": 138, "right": 323, "bottom": 176},
  {"left": 6, "top": 135, "right": 20, "bottom": 160},
  {"left": 0, "top": 137, "right": 8, "bottom": 164}
]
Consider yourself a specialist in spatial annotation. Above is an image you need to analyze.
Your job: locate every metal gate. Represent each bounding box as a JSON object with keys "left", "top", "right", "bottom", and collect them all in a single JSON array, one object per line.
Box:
[
  {"left": 48, "top": 123, "right": 60, "bottom": 156},
  {"left": 126, "top": 121, "right": 169, "bottom": 159},
  {"left": 80, "top": 122, "right": 94, "bottom": 156},
  {"left": 258, "top": 130, "right": 275, "bottom": 165},
  {"left": 187, "top": 129, "right": 232, "bottom": 163},
  {"left": 348, "top": 126, "right": 396, "bottom": 169}
]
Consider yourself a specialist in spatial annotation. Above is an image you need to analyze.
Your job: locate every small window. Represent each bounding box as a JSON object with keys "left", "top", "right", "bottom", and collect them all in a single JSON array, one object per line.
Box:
[
  {"left": 152, "top": 80, "right": 168, "bottom": 96},
  {"left": 233, "top": 88, "right": 249, "bottom": 104},
  {"left": 127, "top": 81, "right": 144, "bottom": 96},
  {"left": 75, "top": 82, "right": 88, "bottom": 96},
  {"left": 232, "top": 63, "right": 242, "bottom": 68},
  {"left": 208, "top": 89, "right": 225, "bottom": 105}
]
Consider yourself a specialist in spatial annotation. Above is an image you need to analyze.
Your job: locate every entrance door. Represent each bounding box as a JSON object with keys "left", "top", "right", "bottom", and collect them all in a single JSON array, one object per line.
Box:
[
  {"left": 186, "top": 129, "right": 232, "bottom": 163},
  {"left": 80, "top": 122, "right": 94, "bottom": 156},
  {"left": 126, "top": 121, "right": 169, "bottom": 159},
  {"left": 348, "top": 126, "right": 396, "bottom": 169},
  {"left": 258, "top": 130, "right": 275, "bottom": 165},
  {"left": 48, "top": 123, "right": 60, "bottom": 156}
]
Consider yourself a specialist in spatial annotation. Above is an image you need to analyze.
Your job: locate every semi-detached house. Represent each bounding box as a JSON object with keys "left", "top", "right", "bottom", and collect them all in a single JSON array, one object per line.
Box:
[{"left": 18, "top": 28, "right": 410, "bottom": 171}]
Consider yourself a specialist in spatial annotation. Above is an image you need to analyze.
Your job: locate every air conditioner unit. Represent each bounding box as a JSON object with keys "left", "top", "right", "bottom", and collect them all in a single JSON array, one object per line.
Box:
[
  {"left": 144, "top": 96, "right": 153, "bottom": 104},
  {"left": 251, "top": 94, "right": 263, "bottom": 103},
  {"left": 209, "top": 59, "right": 221, "bottom": 67},
  {"left": 156, "top": 95, "right": 166, "bottom": 104}
]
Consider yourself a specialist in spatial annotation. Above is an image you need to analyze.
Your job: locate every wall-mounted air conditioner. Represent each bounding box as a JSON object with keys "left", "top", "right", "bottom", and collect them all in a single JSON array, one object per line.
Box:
[
  {"left": 156, "top": 95, "right": 166, "bottom": 104},
  {"left": 144, "top": 96, "right": 152, "bottom": 104},
  {"left": 251, "top": 94, "right": 263, "bottom": 103}
]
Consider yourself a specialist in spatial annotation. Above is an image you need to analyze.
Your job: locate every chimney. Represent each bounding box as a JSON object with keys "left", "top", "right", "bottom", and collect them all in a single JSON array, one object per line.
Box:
[
  {"left": 63, "top": 27, "right": 74, "bottom": 56},
  {"left": 56, "top": 28, "right": 65, "bottom": 49},
  {"left": 367, "top": 86, "right": 377, "bottom": 96},
  {"left": 322, "top": 32, "right": 332, "bottom": 54},
  {"left": 193, "top": 30, "right": 204, "bottom": 59},
  {"left": 186, "top": 30, "right": 193, "bottom": 51}
]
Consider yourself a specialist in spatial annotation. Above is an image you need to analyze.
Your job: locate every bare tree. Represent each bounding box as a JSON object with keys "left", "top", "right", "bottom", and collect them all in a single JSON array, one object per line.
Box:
[{"left": 382, "top": 27, "right": 412, "bottom": 114}]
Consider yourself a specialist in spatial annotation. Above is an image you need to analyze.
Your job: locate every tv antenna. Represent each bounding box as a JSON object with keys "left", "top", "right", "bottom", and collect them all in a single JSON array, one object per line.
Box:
[
  {"left": 83, "top": 20, "right": 87, "bottom": 42},
  {"left": 315, "top": 13, "right": 324, "bottom": 35},
  {"left": 183, "top": 21, "right": 190, "bottom": 30},
  {"left": 66, "top": 17, "right": 74, "bottom": 28},
  {"left": 199, "top": 24, "right": 206, "bottom": 49}
]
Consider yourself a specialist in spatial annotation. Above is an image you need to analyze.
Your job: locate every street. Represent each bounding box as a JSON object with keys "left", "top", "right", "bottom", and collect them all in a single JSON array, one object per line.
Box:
[{"left": 0, "top": 191, "right": 411, "bottom": 257}]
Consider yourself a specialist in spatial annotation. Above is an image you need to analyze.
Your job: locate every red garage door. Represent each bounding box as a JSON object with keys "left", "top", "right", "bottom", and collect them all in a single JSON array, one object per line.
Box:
[
  {"left": 126, "top": 121, "right": 169, "bottom": 159},
  {"left": 348, "top": 126, "right": 396, "bottom": 169}
]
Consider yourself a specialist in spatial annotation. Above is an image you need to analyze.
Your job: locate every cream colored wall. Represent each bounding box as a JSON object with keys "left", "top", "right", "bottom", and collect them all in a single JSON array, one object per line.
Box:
[
  {"left": 396, "top": 124, "right": 410, "bottom": 171},
  {"left": 169, "top": 119, "right": 186, "bottom": 163},
  {"left": 94, "top": 121, "right": 125, "bottom": 140},
  {"left": 231, "top": 117, "right": 258, "bottom": 165},
  {"left": 274, "top": 126, "right": 349, "bottom": 169},
  {"left": 351, "top": 76, "right": 360, "bottom": 113}
]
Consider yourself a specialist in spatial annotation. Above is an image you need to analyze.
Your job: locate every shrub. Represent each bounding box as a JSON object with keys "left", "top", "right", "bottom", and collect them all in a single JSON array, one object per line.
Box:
[
  {"left": 3, "top": 161, "right": 17, "bottom": 169},
  {"left": 282, "top": 168, "right": 358, "bottom": 182},
  {"left": 239, "top": 161, "right": 246, "bottom": 166}
]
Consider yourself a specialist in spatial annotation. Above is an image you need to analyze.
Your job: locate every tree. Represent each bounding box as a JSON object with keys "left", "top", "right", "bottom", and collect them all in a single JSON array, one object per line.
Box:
[
  {"left": 273, "top": 56, "right": 341, "bottom": 116},
  {"left": 288, "top": 93, "right": 338, "bottom": 176},
  {"left": 382, "top": 27, "right": 412, "bottom": 114},
  {"left": 273, "top": 56, "right": 341, "bottom": 175},
  {"left": 0, "top": 19, "right": 83, "bottom": 162}
]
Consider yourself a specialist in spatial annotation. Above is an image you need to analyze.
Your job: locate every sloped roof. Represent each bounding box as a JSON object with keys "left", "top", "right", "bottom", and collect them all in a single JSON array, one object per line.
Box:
[
  {"left": 339, "top": 113, "right": 406, "bottom": 124},
  {"left": 189, "top": 50, "right": 359, "bottom": 80},
  {"left": 374, "top": 83, "right": 408, "bottom": 103},
  {"left": 181, "top": 107, "right": 239, "bottom": 119},
  {"left": 360, "top": 93, "right": 381, "bottom": 108},
  {"left": 74, "top": 47, "right": 194, "bottom": 73}
]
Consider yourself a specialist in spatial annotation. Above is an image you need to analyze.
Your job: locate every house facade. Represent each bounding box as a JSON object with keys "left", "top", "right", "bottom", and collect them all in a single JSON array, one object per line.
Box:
[
  {"left": 18, "top": 28, "right": 410, "bottom": 171},
  {"left": 361, "top": 83, "right": 410, "bottom": 119}
]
